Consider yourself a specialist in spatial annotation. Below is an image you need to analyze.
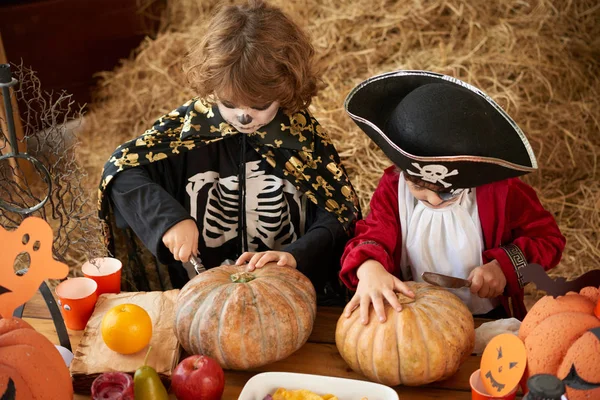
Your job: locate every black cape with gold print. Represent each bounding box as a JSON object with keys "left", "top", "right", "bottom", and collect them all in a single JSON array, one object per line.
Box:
[{"left": 98, "top": 98, "right": 361, "bottom": 292}]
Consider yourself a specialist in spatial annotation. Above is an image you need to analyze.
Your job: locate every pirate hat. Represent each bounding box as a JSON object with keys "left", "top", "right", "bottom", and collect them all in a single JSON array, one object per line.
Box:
[{"left": 345, "top": 70, "right": 537, "bottom": 189}]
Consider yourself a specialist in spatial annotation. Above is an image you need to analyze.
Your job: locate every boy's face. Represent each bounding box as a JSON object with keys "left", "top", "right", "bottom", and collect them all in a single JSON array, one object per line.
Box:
[
  {"left": 217, "top": 99, "right": 280, "bottom": 134},
  {"left": 404, "top": 176, "right": 463, "bottom": 209}
]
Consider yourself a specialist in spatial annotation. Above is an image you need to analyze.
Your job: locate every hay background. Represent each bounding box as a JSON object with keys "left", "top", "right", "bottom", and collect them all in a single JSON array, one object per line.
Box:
[{"left": 76, "top": 0, "right": 600, "bottom": 302}]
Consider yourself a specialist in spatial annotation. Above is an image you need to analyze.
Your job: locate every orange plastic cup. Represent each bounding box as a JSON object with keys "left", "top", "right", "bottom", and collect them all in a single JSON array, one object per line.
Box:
[
  {"left": 55, "top": 277, "right": 98, "bottom": 330},
  {"left": 520, "top": 367, "right": 530, "bottom": 395},
  {"left": 82, "top": 257, "right": 122, "bottom": 296},
  {"left": 470, "top": 369, "right": 518, "bottom": 400}
]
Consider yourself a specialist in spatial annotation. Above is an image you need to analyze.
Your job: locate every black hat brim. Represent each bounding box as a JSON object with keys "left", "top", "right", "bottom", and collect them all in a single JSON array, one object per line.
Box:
[{"left": 345, "top": 70, "right": 537, "bottom": 189}]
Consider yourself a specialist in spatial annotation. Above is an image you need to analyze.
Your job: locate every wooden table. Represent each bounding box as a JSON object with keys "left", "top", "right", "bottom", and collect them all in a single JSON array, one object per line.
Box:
[{"left": 23, "top": 290, "right": 514, "bottom": 399}]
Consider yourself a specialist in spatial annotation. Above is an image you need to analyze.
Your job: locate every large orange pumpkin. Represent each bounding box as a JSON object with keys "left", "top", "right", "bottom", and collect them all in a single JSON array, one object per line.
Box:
[
  {"left": 519, "top": 286, "right": 600, "bottom": 400},
  {"left": 175, "top": 264, "right": 316, "bottom": 370},
  {"left": 0, "top": 317, "right": 73, "bottom": 399},
  {"left": 336, "top": 282, "right": 475, "bottom": 386}
]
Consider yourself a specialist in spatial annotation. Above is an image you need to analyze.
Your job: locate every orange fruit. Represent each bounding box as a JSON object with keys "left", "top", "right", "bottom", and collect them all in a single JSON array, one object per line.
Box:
[{"left": 101, "top": 304, "right": 152, "bottom": 355}]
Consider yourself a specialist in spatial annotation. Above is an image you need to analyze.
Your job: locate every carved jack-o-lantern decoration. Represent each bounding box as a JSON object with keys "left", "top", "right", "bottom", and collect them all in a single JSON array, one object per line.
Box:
[
  {"left": 480, "top": 333, "right": 527, "bottom": 397},
  {"left": 519, "top": 287, "right": 600, "bottom": 400}
]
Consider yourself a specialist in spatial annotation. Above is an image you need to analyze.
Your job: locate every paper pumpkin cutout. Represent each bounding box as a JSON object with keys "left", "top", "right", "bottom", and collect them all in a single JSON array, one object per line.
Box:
[
  {"left": 0, "top": 217, "right": 69, "bottom": 319},
  {"left": 480, "top": 333, "right": 527, "bottom": 396}
]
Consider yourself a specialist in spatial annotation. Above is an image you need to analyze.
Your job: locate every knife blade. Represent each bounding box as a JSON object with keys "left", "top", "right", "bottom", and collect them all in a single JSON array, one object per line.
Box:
[{"left": 421, "top": 272, "right": 471, "bottom": 289}]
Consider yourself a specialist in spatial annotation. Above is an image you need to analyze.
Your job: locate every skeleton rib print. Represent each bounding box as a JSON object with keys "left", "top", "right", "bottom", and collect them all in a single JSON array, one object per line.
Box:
[
  {"left": 186, "top": 160, "right": 303, "bottom": 252},
  {"left": 98, "top": 98, "right": 361, "bottom": 291}
]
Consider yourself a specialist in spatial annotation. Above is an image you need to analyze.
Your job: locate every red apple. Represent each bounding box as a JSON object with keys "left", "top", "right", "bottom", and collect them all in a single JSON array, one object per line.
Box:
[{"left": 171, "top": 355, "right": 225, "bottom": 400}]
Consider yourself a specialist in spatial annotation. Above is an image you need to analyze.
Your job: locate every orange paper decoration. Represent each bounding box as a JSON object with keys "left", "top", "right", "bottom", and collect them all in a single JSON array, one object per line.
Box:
[
  {"left": 480, "top": 333, "right": 527, "bottom": 397},
  {"left": 0, "top": 217, "right": 69, "bottom": 319},
  {"left": 519, "top": 287, "right": 600, "bottom": 400}
]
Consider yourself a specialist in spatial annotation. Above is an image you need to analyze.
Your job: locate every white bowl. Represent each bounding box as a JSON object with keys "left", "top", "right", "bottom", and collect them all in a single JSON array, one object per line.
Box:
[
  {"left": 54, "top": 345, "right": 74, "bottom": 367},
  {"left": 238, "top": 372, "right": 399, "bottom": 400}
]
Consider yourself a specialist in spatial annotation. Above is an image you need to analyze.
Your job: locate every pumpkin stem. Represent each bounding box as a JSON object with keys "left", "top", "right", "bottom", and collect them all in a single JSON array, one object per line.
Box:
[
  {"left": 396, "top": 293, "right": 415, "bottom": 305},
  {"left": 143, "top": 346, "right": 152, "bottom": 367},
  {"left": 230, "top": 272, "right": 256, "bottom": 283}
]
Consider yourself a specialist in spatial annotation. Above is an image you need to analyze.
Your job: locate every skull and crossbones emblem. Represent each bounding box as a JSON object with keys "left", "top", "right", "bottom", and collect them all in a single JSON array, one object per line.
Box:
[{"left": 406, "top": 162, "right": 458, "bottom": 188}]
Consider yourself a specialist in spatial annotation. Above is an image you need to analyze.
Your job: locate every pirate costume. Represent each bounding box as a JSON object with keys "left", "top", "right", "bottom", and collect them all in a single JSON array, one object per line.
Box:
[
  {"left": 340, "top": 71, "right": 565, "bottom": 320},
  {"left": 98, "top": 98, "right": 361, "bottom": 299}
]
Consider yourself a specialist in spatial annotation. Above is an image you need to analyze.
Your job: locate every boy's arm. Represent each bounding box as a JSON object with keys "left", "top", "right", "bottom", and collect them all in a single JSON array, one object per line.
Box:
[
  {"left": 339, "top": 167, "right": 401, "bottom": 290},
  {"left": 108, "top": 166, "right": 194, "bottom": 264},
  {"left": 283, "top": 205, "right": 347, "bottom": 277},
  {"left": 482, "top": 178, "right": 566, "bottom": 296}
]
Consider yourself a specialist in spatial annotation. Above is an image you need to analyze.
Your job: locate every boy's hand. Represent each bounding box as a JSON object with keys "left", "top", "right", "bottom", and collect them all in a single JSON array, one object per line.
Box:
[
  {"left": 162, "top": 219, "right": 199, "bottom": 263},
  {"left": 344, "top": 260, "right": 414, "bottom": 325},
  {"left": 468, "top": 259, "right": 506, "bottom": 298},
  {"left": 236, "top": 251, "right": 297, "bottom": 271}
]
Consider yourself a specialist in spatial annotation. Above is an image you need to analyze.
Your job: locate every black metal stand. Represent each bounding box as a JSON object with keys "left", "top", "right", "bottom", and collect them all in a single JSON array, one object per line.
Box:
[
  {"left": 12, "top": 275, "right": 72, "bottom": 352},
  {"left": 1, "top": 62, "right": 71, "bottom": 351}
]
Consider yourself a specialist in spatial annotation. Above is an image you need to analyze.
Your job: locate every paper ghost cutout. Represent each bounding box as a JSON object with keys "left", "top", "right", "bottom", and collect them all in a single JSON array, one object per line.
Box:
[
  {"left": 0, "top": 217, "right": 69, "bottom": 319},
  {"left": 520, "top": 263, "right": 600, "bottom": 298}
]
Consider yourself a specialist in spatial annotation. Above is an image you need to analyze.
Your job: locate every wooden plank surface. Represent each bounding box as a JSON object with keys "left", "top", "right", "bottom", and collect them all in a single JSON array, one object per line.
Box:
[
  {"left": 28, "top": 317, "right": 481, "bottom": 392},
  {"left": 25, "top": 289, "right": 500, "bottom": 399},
  {"left": 25, "top": 291, "right": 489, "bottom": 341},
  {"left": 69, "top": 374, "right": 474, "bottom": 400},
  {"left": 20, "top": 290, "right": 53, "bottom": 319}
]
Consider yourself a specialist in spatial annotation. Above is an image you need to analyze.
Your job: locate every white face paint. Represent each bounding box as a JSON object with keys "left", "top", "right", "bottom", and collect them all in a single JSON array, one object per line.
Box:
[{"left": 216, "top": 99, "right": 280, "bottom": 134}]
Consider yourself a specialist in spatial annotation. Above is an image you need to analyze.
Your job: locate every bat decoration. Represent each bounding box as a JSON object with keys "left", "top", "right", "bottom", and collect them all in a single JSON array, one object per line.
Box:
[
  {"left": 520, "top": 263, "right": 600, "bottom": 298},
  {"left": 0, "top": 378, "right": 15, "bottom": 400}
]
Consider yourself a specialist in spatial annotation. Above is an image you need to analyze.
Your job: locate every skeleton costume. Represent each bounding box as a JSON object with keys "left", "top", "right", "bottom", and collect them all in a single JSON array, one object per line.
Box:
[
  {"left": 339, "top": 71, "right": 565, "bottom": 320},
  {"left": 98, "top": 98, "right": 361, "bottom": 297}
]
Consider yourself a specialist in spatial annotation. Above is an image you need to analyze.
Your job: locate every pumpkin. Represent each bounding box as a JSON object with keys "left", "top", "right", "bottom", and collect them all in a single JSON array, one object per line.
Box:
[
  {"left": 519, "top": 286, "right": 600, "bottom": 400},
  {"left": 175, "top": 264, "right": 317, "bottom": 370},
  {"left": 0, "top": 317, "right": 73, "bottom": 400},
  {"left": 336, "top": 282, "right": 475, "bottom": 386}
]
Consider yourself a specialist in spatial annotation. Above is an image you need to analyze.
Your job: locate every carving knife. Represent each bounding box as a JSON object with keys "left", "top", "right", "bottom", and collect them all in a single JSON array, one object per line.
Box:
[
  {"left": 189, "top": 254, "right": 206, "bottom": 274},
  {"left": 421, "top": 271, "right": 471, "bottom": 289},
  {"left": 182, "top": 254, "right": 206, "bottom": 279}
]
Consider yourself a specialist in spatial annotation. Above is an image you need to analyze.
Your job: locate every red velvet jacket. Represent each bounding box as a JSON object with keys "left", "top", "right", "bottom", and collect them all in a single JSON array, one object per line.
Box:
[{"left": 340, "top": 166, "right": 566, "bottom": 320}]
